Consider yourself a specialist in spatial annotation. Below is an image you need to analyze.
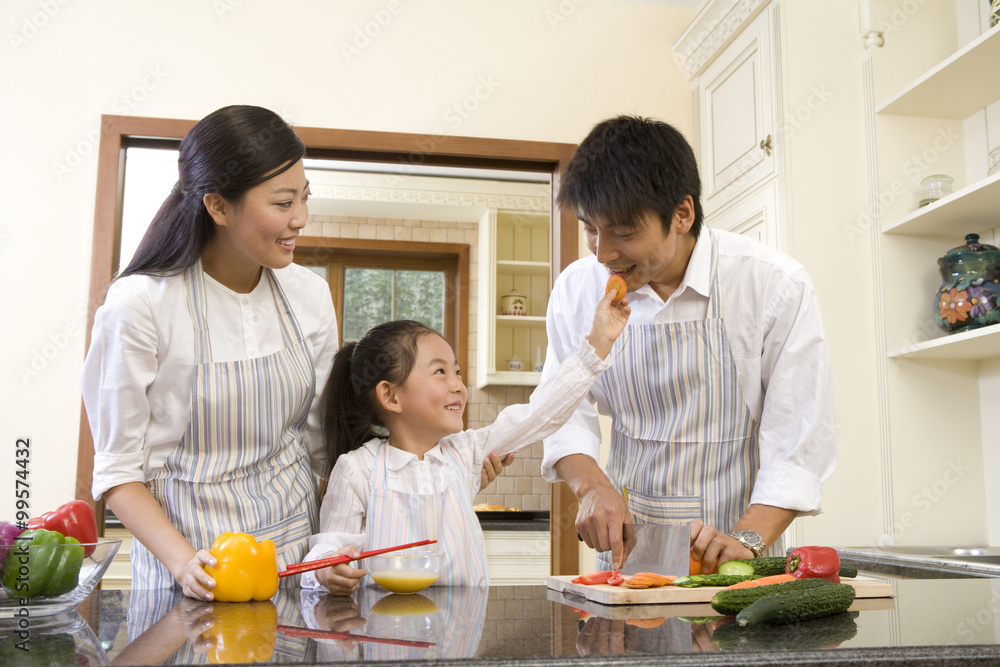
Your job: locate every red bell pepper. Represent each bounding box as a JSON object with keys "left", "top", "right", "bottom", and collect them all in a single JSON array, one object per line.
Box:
[
  {"left": 28, "top": 500, "right": 98, "bottom": 557},
  {"left": 571, "top": 570, "right": 621, "bottom": 585},
  {"left": 606, "top": 571, "right": 625, "bottom": 586},
  {"left": 785, "top": 546, "right": 841, "bottom": 583}
]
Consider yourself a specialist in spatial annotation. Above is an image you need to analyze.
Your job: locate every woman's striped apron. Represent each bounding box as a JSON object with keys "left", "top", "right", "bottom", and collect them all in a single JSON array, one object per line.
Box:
[
  {"left": 130, "top": 262, "right": 319, "bottom": 588},
  {"left": 364, "top": 440, "right": 489, "bottom": 587},
  {"left": 595, "top": 235, "right": 782, "bottom": 569}
]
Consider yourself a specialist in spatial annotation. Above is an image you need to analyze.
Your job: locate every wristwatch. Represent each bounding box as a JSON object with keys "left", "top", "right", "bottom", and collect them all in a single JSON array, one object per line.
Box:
[{"left": 728, "top": 529, "right": 766, "bottom": 558}]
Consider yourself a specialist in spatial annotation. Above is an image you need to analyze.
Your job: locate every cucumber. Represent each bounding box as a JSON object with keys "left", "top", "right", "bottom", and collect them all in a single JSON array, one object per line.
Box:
[
  {"left": 712, "top": 612, "right": 859, "bottom": 652},
  {"left": 736, "top": 582, "right": 856, "bottom": 627},
  {"left": 738, "top": 556, "right": 787, "bottom": 577},
  {"left": 739, "top": 556, "right": 858, "bottom": 578},
  {"left": 710, "top": 578, "right": 833, "bottom": 616},
  {"left": 717, "top": 560, "right": 756, "bottom": 577},
  {"left": 839, "top": 564, "right": 859, "bottom": 578},
  {"left": 672, "top": 574, "right": 753, "bottom": 588}
]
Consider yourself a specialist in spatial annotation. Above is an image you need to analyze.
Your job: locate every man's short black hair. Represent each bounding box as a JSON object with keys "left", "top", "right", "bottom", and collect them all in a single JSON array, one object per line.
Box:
[{"left": 557, "top": 115, "right": 703, "bottom": 237}]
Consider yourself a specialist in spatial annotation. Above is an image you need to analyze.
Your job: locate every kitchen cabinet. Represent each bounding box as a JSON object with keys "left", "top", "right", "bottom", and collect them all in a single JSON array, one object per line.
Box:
[
  {"left": 476, "top": 209, "right": 550, "bottom": 388},
  {"left": 698, "top": 7, "right": 776, "bottom": 219},
  {"left": 674, "top": 0, "right": 886, "bottom": 548},
  {"left": 864, "top": 0, "right": 999, "bottom": 546}
]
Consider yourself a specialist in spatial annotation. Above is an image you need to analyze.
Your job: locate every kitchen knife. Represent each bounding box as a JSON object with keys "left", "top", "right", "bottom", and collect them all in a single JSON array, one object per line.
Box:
[{"left": 620, "top": 522, "right": 691, "bottom": 577}]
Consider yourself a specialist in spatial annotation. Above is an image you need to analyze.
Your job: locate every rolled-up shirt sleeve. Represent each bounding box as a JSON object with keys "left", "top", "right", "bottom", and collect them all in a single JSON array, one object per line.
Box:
[
  {"left": 749, "top": 269, "right": 836, "bottom": 515},
  {"left": 82, "top": 281, "right": 160, "bottom": 501}
]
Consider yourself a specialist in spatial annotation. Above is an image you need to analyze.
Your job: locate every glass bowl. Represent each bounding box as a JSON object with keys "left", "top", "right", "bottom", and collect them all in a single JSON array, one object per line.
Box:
[
  {"left": 366, "top": 551, "right": 443, "bottom": 594},
  {"left": 0, "top": 610, "right": 110, "bottom": 665},
  {"left": 0, "top": 539, "right": 122, "bottom": 618},
  {"left": 365, "top": 592, "right": 444, "bottom": 640}
]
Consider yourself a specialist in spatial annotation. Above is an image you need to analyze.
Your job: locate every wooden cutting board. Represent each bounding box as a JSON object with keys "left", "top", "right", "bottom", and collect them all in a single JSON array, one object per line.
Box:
[{"left": 547, "top": 575, "right": 895, "bottom": 606}]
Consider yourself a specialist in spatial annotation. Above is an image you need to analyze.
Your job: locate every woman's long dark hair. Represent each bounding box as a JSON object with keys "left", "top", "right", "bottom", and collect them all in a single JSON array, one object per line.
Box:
[
  {"left": 118, "top": 105, "right": 305, "bottom": 279},
  {"left": 322, "top": 320, "right": 439, "bottom": 467}
]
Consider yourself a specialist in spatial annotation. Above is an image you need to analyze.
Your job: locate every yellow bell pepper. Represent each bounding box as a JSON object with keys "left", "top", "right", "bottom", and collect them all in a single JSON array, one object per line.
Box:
[
  {"left": 204, "top": 532, "right": 279, "bottom": 602},
  {"left": 201, "top": 600, "right": 277, "bottom": 664}
]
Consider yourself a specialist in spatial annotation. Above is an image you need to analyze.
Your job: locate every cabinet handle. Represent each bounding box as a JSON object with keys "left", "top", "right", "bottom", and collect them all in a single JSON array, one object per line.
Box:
[{"left": 759, "top": 134, "right": 773, "bottom": 157}]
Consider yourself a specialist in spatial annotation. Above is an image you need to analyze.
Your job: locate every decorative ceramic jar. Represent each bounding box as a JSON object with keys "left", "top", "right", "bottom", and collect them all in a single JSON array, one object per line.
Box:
[
  {"left": 933, "top": 233, "right": 1000, "bottom": 334},
  {"left": 506, "top": 354, "right": 524, "bottom": 371},
  {"left": 499, "top": 288, "right": 527, "bottom": 316}
]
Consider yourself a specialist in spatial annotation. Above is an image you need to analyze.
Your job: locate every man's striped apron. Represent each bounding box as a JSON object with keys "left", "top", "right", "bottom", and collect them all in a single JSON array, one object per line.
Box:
[
  {"left": 130, "top": 262, "right": 319, "bottom": 588},
  {"left": 596, "top": 235, "right": 782, "bottom": 569},
  {"left": 364, "top": 440, "right": 489, "bottom": 587}
]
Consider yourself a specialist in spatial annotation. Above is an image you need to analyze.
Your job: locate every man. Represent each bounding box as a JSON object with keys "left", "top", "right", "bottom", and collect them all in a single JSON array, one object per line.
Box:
[{"left": 541, "top": 115, "right": 836, "bottom": 571}]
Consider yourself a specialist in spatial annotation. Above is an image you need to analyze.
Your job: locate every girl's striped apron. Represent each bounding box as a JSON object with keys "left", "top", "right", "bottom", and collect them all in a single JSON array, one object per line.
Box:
[
  {"left": 364, "top": 440, "right": 489, "bottom": 587},
  {"left": 596, "top": 235, "right": 782, "bottom": 569},
  {"left": 130, "top": 262, "right": 319, "bottom": 588}
]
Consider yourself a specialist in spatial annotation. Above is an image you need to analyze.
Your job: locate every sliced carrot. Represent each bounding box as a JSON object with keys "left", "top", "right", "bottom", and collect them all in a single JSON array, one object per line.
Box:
[
  {"left": 626, "top": 618, "right": 666, "bottom": 628},
  {"left": 622, "top": 572, "right": 677, "bottom": 589},
  {"left": 723, "top": 573, "right": 796, "bottom": 589}
]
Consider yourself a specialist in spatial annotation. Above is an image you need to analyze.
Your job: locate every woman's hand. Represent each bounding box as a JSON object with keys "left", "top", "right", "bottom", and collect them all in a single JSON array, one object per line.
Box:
[
  {"left": 480, "top": 451, "right": 514, "bottom": 492},
  {"left": 315, "top": 546, "right": 367, "bottom": 597},
  {"left": 587, "top": 290, "right": 631, "bottom": 359},
  {"left": 178, "top": 549, "right": 218, "bottom": 601}
]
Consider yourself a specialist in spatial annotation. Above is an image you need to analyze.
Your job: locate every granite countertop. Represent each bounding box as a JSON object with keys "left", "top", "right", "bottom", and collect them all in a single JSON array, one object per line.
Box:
[{"left": 8, "top": 572, "right": 1000, "bottom": 666}]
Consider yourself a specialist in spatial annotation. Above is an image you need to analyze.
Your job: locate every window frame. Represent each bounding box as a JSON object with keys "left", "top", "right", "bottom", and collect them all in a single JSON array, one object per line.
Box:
[{"left": 80, "top": 115, "right": 580, "bottom": 574}]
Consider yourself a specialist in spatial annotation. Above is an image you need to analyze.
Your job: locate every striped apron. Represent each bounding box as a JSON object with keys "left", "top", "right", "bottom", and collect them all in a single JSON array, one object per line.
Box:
[
  {"left": 596, "top": 235, "right": 782, "bottom": 569},
  {"left": 364, "top": 440, "right": 489, "bottom": 587},
  {"left": 130, "top": 262, "right": 319, "bottom": 588}
]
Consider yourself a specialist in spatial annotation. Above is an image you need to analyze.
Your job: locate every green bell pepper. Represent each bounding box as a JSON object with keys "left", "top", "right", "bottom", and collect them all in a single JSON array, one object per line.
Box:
[
  {"left": 0, "top": 632, "right": 76, "bottom": 665},
  {"left": 1, "top": 529, "right": 84, "bottom": 599}
]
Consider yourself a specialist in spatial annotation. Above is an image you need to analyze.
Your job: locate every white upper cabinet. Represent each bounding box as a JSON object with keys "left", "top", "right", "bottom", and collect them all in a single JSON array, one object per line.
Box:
[{"left": 698, "top": 8, "right": 776, "bottom": 217}]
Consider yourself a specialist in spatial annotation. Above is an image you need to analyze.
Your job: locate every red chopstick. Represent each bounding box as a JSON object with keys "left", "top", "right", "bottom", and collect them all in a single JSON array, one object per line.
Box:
[
  {"left": 278, "top": 539, "right": 437, "bottom": 578},
  {"left": 277, "top": 624, "right": 436, "bottom": 648}
]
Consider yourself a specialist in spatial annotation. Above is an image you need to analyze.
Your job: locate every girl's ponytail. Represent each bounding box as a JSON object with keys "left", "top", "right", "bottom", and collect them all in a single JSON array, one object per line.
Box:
[{"left": 322, "top": 342, "right": 378, "bottom": 466}]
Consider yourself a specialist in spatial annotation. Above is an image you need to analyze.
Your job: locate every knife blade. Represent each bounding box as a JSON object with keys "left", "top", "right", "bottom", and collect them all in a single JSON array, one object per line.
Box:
[{"left": 620, "top": 522, "right": 691, "bottom": 577}]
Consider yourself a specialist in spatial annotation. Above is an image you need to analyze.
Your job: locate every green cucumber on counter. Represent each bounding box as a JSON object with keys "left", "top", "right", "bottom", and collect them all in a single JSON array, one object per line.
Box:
[
  {"left": 735, "top": 582, "right": 857, "bottom": 627},
  {"left": 711, "top": 578, "right": 833, "bottom": 616},
  {"left": 731, "top": 556, "right": 858, "bottom": 578},
  {"left": 672, "top": 574, "right": 753, "bottom": 588}
]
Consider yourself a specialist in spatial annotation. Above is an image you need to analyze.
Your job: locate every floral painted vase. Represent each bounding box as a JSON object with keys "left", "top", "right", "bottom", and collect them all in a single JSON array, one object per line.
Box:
[{"left": 934, "top": 234, "right": 1000, "bottom": 334}]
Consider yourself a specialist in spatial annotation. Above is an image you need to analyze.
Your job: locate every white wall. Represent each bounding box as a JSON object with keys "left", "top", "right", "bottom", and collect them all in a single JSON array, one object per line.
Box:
[{"left": 0, "top": 0, "right": 696, "bottom": 516}]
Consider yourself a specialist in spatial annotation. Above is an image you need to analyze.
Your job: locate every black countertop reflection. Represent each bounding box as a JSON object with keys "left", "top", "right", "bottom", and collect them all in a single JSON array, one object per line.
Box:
[{"left": 8, "top": 578, "right": 1000, "bottom": 666}]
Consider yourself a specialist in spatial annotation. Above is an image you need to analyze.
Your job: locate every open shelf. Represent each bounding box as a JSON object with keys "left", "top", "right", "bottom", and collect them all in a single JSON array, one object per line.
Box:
[
  {"left": 883, "top": 172, "right": 1000, "bottom": 236},
  {"left": 877, "top": 25, "right": 1000, "bottom": 118},
  {"left": 887, "top": 324, "right": 1000, "bottom": 360},
  {"left": 483, "top": 371, "right": 542, "bottom": 386},
  {"left": 496, "top": 315, "right": 547, "bottom": 328},
  {"left": 497, "top": 260, "right": 550, "bottom": 276}
]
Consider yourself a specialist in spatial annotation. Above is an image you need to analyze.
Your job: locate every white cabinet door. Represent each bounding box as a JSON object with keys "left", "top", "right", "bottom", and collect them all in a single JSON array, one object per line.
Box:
[
  {"left": 698, "top": 8, "right": 775, "bottom": 217},
  {"left": 706, "top": 179, "right": 779, "bottom": 250}
]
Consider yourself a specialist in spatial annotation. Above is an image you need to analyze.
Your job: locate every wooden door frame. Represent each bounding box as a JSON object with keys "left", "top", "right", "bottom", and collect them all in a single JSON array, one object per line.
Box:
[{"left": 79, "top": 114, "right": 581, "bottom": 574}]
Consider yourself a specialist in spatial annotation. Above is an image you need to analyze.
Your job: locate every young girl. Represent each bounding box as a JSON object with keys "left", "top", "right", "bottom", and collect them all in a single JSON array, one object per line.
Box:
[
  {"left": 82, "top": 105, "right": 337, "bottom": 600},
  {"left": 300, "top": 291, "right": 630, "bottom": 594}
]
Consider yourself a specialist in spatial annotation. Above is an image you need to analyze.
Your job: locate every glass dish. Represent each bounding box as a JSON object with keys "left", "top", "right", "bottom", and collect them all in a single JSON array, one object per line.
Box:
[
  {"left": 0, "top": 610, "right": 111, "bottom": 665},
  {"left": 918, "top": 174, "right": 954, "bottom": 207},
  {"left": 0, "top": 539, "right": 122, "bottom": 618},
  {"left": 367, "top": 550, "right": 443, "bottom": 594}
]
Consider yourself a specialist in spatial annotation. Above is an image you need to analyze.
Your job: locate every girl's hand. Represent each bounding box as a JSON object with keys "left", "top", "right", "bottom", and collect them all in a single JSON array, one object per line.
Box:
[
  {"left": 480, "top": 451, "right": 514, "bottom": 492},
  {"left": 586, "top": 289, "right": 631, "bottom": 359},
  {"left": 178, "top": 549, "right": 218, "bottom": 601},
  {"left": 315, "top": 546, "right": 367, "bottom": 596}
]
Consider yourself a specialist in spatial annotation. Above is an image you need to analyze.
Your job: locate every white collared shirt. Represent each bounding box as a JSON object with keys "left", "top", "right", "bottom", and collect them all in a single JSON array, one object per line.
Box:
[
  {"left": 301, "top": 338, "right": 610, "bottom": 589},
  {"left": 540, "top": 226, "right": 836, "bottom": 516},
  {"left": 82, "top": 263, "right": 338, "bottom": 500}
]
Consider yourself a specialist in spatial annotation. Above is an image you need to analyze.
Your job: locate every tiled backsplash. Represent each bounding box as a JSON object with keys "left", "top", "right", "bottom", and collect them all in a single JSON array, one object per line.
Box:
[{"left": 305, "top": 214, "right": 549, "bottom": 513}]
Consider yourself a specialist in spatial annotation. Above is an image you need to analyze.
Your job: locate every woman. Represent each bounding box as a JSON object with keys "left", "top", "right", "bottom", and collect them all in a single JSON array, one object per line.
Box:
[{"left": 82, "top": 105, "right": 337, "bottom": 600}]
